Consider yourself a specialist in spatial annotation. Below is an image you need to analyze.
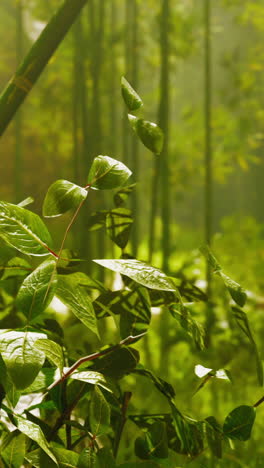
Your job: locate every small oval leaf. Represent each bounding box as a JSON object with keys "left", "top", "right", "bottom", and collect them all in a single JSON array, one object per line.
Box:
[
  {"left": 121, "top": 76, "right": 143, "bottom": 111},
  {"left": 0, "top": 201, "right": 52, "bottom": 256},
  {"left": 43, "top": 179, "right": 87, "bottom": 218},
  {"left": 16, "top": 259, "right": 57, "bottom": 322},
  {"left": 0, "top": 330, "right": 47, "bottom": 390},
  {"left": 128, "top": 116, "right": 164, "bottom": 154},
  {"left": 87, "top": 155, "right": 132, "bottom": 190}
]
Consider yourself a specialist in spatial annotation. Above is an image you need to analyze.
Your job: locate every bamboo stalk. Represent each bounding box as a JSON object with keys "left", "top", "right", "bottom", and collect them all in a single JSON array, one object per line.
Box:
[{"left": 0, "top": 0, "right": 88, "bottom": 136}]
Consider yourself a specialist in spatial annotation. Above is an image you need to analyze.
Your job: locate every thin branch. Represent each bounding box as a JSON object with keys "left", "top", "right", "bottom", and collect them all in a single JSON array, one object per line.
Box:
[{"left": 46, "top": 332, "right": 146, "bottom": 392}]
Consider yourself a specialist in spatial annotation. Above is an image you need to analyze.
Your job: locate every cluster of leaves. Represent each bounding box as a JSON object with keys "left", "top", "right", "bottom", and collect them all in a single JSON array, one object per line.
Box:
[{"left": 0, "top": 78, "right": 262, "bottom": 467}]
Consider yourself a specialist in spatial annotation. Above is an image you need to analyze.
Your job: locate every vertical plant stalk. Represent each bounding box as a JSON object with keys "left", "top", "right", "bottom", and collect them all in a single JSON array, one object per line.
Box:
[
  {"left": 122, "top": 0, "right": 132, "bottom": 164},
  {"left": 131, "top": 0, "right": 140, "bottom": 257},
  {"left": 204, "top": 0, "right": 214, "bottom": 343},
  {"left": 0, "top": 0, "right": 89, "bottom": 136},
  {"left": 14, "top": 0, "right": 24, "bottom": 203}
]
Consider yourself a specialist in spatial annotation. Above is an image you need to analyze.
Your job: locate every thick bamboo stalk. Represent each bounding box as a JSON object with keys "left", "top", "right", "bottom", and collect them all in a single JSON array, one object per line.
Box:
[{"left": 0, "top": 0, "right": 88, "bottom": 136}]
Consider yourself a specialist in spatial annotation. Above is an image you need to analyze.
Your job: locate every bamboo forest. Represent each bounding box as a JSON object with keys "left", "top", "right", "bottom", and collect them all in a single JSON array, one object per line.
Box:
[{"left": 0, "top": 1, "right": 264, "bottom": 467}]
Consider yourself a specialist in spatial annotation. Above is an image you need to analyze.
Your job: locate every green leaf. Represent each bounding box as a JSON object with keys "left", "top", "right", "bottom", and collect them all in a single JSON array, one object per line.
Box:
[
  {"left": 69, "top": 370, "right": 110, "bottom": 392},
  {"left": 114, "top": 184, "right": 136, "bottom": 207},
  {"left": 87, "top": 156, "right": 132, "bottom": 190},
  {"left": 1, "top": 432, "right": 26, "bottom": 468},
  {"left": 56, "top": 275, "right": 99, "bottom": 337},
  {"left": 16, "top": 259, "right": 57, "bottom": 322},
  {"left": 232, "top": 306, "right": 263, "bottom": 386},
  {"left": 205, "top": 417, "right": 222, "bottom": 459},
  {"left": 0, "top": 330, "right": 47, "bottom": 390},
  {"left": 170, "top": 404, "right": 204, "bottom": 456},
  {"left": 128, "top": 115, "right": 164, "bottom": 154},
  {"left": 87, "top": 210, "right": 108, "bottom": 231},
  {"left": 106, "top": 208, "right": 133, "bottom": 249},
  {"left": 121, "top": 76, "right": 143, "bottom": 111},
  {"left": 90, "top": 385, "right": 111, "bottom": 436},
  {"left": 17, "top": 196, "right": 34, "bottom": 208},
  {"left": 26, "top": 446, "right": 79, "bottom": 468},
  {"left": 119, "top": 288, "right": 151, "bottom": 339},
  {"left": 195, "top": 364, "right": 231, "bottom": 381},
  {"left": 223, "top": 405, "right": 256, "bottom": 441},
  {"left": 16, "top": 415, "right": 58, "bottom": 465},
  {"left": 0, "top": 256, "right": 31, "bottom": 281},
  {"left": 0, "top": 201, "right": 52, "bottom": 256},
  {"left": 93, "top": 259, "right": 176, "bottom": 291},
  {"left": 135, "top": 421, "right": 168, "bottom": 459},
  {"left": 77, "top": 449, "right": 97, "bottom": 468},
  {"left": 168, "top": 303, "right": 206, "bottom": 350},
  {"left": 133, "top": 365, "right": 175, "bottom": 401},
  {"left": 34, "top": 339, "right": 64, "bottom": 374},
  {"left": 43, "top": 179, "right": 87, "bottom": 218},
  {"left": 200, "top": 245, "right": 221, "bottom": 272},
  {"left": 218, "top": 271, "right": 247, "bottom": 307},
  {"left": 93, "top": 347, "right": 139, "bottom": 380}
]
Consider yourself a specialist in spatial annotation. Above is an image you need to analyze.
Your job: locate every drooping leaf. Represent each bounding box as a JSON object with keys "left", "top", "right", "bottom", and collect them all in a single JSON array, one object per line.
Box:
[
  {"left": 219, "top": 271, "right": 247, "bottom": 307},
  {"left": 0, "top": 330, "right": 47, "bottom": 390},
  {"left": 56, "top": 275, "right": 99, "bottom": 337},
  {"left": 223, "top": 405, "right": 256, "bottom": 441},
  {"left": 133, "top": 365, "right": 175, "bottom": 401},
  {"left": 43, "top": 179, "right": 87, "bottom": 218},
  {"left": 16, "top": 415, "right": 58, "bottom": 464},
  {"left": 128, "top": 115, "right": 164, "bottom": 154},
  {"left": 205, "top": 416, "right": 222, "bottom": 459},
  {"left": 90, "top": 385, "right": 111, "bottom": 436},
  {"left": 121, "top": 76, "right": 143, "bottom": 111},
  {"left": 114, "top": 184, "right": 136, "bottom": 207},
  {"left": 87, "top": 156, "right": 132, "bottom": 190},
  {"left": 34, "top": 339, "right": 64, "bottom": 374},
  {"left": 169, "top": 303, "right": 205, "bottom": 350},
  {"left": 0, "top": 256, "right": 31, "bottom": 281},
  {"left": 1, "top": 432, "right": 26, "bottom": 468},
  {"left": 135, "top": 421, "right": 168, "bottom": 460},
  {"left": 232, "top": 306, "right": 263, "bottom": 386},
  {"left": 93, "top": 259, "right": 176, "bottom": 291},
  {"left": 170, "top": 404, "right": 204, "bottom": 456},
  {"left": 0, "top": 201, "right": 52, "bottom": 256},
  {"left": 106, "top": 208, "right": 133, "bottom": 249},
  {"left": 119, "top": 288, "right": 151, "bottom": 339},
  {"left": 16, "top": 258, "right": 57, "bottom": 322}
]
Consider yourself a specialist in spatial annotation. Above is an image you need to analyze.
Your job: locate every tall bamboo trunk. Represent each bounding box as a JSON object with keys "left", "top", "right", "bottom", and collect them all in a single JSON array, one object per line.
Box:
[{"left": 14, "top": 0, "right": 24, "bottom": 203}]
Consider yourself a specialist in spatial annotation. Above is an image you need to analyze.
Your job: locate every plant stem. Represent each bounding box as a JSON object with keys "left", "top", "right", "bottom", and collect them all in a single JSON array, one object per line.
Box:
[
  {"left": 46, "top": 332, "right": 146, "bottom": 392},
  {"left": 0, "top": 0, "right": 89, "bottom": 136},
  {"left": 254, "top": 395, "right": 264, "bottom": 408},
  {"left": 113, "top": 391, "right": 132, "bottom": 458}
]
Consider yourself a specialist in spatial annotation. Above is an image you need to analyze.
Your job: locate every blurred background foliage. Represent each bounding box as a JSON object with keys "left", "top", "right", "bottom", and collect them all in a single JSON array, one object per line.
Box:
[{"left": 0, "top": 0, "right": 264, "bottom": 466}]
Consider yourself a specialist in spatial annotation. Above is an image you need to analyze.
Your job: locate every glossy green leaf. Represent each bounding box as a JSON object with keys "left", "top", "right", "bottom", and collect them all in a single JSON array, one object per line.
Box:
[
  {"left": 16, "top": 415, "right": 58, "bottom": 464},
  {"left": 128, "top": 115, "right": 164, "bottom": 154},
  {"left": 223, "top": 405, "right": 256, "bottom": 441},
  {"left": 43, "top": 179, "right": 87, "bottom": 218},
  {"left": 93, "top": 259, "right": 176, "bottom": 291},
  {"left": 0, "top": 330, "right": 47, "bottom": 389},
  {"left": 121, "top": 76, "right": 143, "bottom": 111},
  {"left": 0, "top": 201, "right": 52, "bottom": 256},
  {"left": 87, "top": 155, "right": 132, "bottom": 190},
  {"left": 69, "top": 370, "right": 110, "bottom": 392},
  {"left": 219, "top": 271, "right": 247, "bottom": 307},
  {"left": 34, "top": 339, "right": 64, "bottom": 374},
  {"left": 169, "top": 303, "right": 206, "bottom": 350},
  {"left": 0, "top": 256, "right": 31, "bottom": 281},
  {"left": 90, "top": 385, "right": 111, "bottom": 436},
  {"left": 93, "top": 347, "right": 139, "bottom": 380},
  {"left": 56, "top": 275, "right": 99, "bottom": 337},
  {"left": 106, "top": 208, "right": 133, "bottom": 249},
  {"left": 26, "top": 446, "right": 79, "bottom": 468},
  {"left": 1, "top": 432, "right": 26, "bottom": 468},
  {"left": 16, "top": 259, "right": 57, "bottom": 322}
]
